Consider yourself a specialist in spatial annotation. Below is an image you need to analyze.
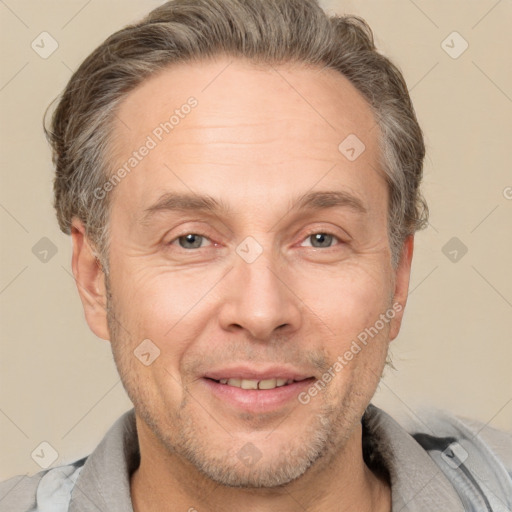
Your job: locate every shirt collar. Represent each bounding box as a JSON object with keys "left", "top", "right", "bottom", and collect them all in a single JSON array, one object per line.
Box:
[
  {"left": 69, "top": 408, "right": 138, "bottom": 512},
  {"left": 69, "top": 405, "right": 464, "bottom": 511},
  {"left": 364, "top": 404, "right": 464, "bottom": 511}
]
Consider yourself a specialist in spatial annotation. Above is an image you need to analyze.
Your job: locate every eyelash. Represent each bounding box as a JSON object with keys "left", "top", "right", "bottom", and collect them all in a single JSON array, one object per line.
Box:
[
  {"left": 300, "top": 229, "right": 343, "bottom": 248},
  {"left": 168, "top": 229, "right": 344, "bottom": 250}
]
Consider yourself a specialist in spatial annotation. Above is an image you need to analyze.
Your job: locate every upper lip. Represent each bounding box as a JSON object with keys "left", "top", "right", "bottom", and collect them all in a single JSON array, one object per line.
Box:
[{"left": 203, "top": 365, "right": 314, "bottom": 382}]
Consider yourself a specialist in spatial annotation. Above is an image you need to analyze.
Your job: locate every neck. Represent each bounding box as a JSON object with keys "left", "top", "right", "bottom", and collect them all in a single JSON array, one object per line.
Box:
[{"left": 130, "top": 417, "right": 391, "bottom": 512}]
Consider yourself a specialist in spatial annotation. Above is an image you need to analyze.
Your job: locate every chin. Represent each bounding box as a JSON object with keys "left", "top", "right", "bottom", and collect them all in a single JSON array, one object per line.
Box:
[{"left": 158, "top": 406, "right": 336, "bottom": 489}]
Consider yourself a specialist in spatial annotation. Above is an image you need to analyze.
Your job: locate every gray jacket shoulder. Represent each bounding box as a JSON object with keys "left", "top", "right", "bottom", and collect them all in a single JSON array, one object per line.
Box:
[
  {"left": 461, "top": 416, "right": 512, "bottom": 474},
  {"left": 0, "top": 471, "right": 46, "bottom": 511},
  {"left": 0, "top": 457, "right": 87, "bottom": 512}
]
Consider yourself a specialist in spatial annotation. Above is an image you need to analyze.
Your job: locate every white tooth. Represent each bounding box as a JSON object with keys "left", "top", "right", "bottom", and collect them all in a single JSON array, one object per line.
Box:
[
  {"left": 227, "top": 378, "right": 241, "bottom": 387},
  {"left": 224, "top": 378, "right": 293, "bottom": 389},
  {"left": 258, "top": 378, "right": 277, "bottom": 390},
  {"left": 240, "top": 379, "right": 259, "bottom": 390}
]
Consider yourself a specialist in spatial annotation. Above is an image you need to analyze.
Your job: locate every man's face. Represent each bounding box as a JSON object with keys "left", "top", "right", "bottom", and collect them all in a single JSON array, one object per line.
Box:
[{"left": 92, "top": 58, "right": 410, "bottom": 487}]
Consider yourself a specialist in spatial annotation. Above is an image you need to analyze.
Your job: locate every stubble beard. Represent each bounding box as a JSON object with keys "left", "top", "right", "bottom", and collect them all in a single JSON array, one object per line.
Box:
[{"left": 104, "top": 276, "right": 378, "bottom": 489}]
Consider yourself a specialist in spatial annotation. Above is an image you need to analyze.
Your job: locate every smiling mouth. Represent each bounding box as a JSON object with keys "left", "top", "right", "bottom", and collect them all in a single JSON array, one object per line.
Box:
[{"left": 207, "top": 377, "right": 314, "bottom": 390}]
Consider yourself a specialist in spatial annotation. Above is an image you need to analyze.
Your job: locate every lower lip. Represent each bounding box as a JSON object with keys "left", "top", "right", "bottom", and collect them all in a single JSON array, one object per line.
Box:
[{"left": 200, "top": 377, "right": 316, "bottom": 413}]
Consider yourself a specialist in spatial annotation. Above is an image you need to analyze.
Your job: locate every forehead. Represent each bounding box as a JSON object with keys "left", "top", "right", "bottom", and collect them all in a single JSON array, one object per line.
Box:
[
  {"left": 107, "top": 57, "right": 384, "bottom": 219},
  {"left": 112, "top": 57, "right": 378, "bottom": 145}
]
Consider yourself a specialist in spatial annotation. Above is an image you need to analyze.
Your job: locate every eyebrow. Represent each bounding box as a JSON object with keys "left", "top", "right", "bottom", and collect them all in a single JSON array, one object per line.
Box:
[
  {"left": 141, "top": 190, "right": 367, "bottom": 223},
  {"left": 142, "top": 193, "right": 232, "bottom": 223},
  {"left": 294, "top": 190, "right": 367, "bottom": 214}
]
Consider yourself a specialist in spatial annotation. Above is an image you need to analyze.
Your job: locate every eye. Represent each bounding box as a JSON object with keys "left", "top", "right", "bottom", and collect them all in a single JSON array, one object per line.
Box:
[
  {"left": 300, "top": 232, "right": 340, "bottom": 248},
  {"left": 173, "top": 233, "right": 211, "bottom": 249}
]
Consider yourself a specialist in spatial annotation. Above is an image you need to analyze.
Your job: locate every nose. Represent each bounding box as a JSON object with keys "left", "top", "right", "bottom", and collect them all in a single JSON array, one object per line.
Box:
[{"left": 218, "top": 250, "right": 302, "bottom": 341}]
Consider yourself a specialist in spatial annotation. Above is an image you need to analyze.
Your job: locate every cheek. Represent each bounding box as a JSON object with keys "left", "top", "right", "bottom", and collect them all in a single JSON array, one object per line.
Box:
[
  {"left": 106, "top": 270, "right": 210, "bottom": 412},
  {"left": 109, "top": 264, "right": 222, "bottom": 362},
  {"left": 294, "top": 261, "right": 393, "bottom": 342}
]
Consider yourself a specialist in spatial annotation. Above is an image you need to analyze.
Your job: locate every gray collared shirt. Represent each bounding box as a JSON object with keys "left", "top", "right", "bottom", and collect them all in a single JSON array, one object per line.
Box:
[{"left": 1, "top": 404, "right": 511, "bottom": 511}]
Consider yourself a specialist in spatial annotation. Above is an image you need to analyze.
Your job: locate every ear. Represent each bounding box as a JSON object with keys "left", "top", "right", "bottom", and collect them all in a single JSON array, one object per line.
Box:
[
  {"left": 71, "top": 218, "right": 110, "bottom": 341},
  {"left": 389, "top": 235, "right": 414, "bottom": 341}
]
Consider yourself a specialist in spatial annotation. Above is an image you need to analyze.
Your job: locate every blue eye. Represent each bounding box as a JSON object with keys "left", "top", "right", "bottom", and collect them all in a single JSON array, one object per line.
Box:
[
  {"left": 302, "top": 233, "right": 339, "bottom": 248},
  {"left": 176, "top": 234, "right": 207, "bottom": 249},
  {"left": 171, "top": 232, "right": 340, "bottom": 251}
]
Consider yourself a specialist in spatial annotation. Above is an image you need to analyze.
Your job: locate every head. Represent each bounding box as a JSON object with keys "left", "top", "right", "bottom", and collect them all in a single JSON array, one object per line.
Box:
[{"left": 47, "top": 0, "right": 428, "bottom": 488}]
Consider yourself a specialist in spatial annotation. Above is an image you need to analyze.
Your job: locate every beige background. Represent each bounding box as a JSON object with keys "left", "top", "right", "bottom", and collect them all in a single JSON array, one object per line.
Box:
[{"left": 1, "top": 0, "right": 511, "bottom": 479}]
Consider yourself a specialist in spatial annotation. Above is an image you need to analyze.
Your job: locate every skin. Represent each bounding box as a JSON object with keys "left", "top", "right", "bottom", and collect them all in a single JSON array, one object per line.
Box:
[{"left": 71, "top": 57, "right": 414, "bottom": 511}]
